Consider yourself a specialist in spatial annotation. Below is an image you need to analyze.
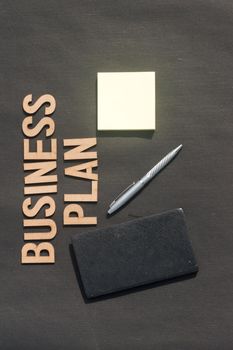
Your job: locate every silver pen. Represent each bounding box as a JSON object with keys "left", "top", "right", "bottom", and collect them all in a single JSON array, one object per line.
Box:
[{"left": 107, "top": 144, "right": 183, "bottom": 215}]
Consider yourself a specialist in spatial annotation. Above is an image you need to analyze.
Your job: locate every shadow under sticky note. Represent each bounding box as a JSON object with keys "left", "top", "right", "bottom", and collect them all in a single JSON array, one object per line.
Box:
[{"left": 71, "top": 208, "right": 198, "bottom": 299}]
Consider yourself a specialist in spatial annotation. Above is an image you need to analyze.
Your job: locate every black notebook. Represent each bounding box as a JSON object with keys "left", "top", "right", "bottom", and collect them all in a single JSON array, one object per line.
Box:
[{"left": 72, "top": 208, "right": 198, "bottom": 298}]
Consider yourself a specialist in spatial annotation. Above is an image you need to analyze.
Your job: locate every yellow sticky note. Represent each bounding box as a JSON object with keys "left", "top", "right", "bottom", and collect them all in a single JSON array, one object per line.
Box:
[{"left": 97, "top": 72, "right": 156, "bottom": 130}]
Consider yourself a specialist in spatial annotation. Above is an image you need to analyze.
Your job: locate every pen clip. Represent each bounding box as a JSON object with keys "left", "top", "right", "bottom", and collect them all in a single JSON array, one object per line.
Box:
[{"left": 110, "top": 182, "right": 136, "bottom": 207}]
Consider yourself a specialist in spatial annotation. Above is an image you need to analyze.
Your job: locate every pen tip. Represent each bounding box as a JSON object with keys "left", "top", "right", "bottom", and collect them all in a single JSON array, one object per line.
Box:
[{"left": 174, "top": 144, "right": 183, "bottom": 153}]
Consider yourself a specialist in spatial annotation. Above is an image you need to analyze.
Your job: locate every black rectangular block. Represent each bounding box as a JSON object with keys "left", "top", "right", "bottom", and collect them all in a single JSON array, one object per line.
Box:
[{"left": 72, "top": 208, "right": 198, "bottom": 298}]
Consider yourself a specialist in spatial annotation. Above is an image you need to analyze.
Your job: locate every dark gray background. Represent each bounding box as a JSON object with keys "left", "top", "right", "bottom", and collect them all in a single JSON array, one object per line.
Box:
[{"left": 0, "top": 0, "right": 233, "bottom": 349}]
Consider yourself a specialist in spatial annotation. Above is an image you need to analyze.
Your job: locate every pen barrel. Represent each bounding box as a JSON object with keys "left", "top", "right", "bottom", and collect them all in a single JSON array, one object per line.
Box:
[
  {"left": 140, "top": 160, "right": 164, "bottom": 185},
  {"left": 110, "top": 181, "right": 145, "bottom": 213},
  {"left": 142, "top": 148, "right": 179, "bottom": 184}
]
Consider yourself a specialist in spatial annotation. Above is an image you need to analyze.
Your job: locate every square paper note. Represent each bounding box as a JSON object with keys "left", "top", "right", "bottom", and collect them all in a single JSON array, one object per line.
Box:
[{"left": 97, "top": 72, "right": 156, "bottom": 130}]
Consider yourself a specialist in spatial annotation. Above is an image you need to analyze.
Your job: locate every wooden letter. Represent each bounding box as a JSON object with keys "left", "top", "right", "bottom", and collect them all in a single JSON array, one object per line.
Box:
[
  {"left": 24, "top": 139, "right": 57, "bottom": 160},
  {"left": 64, "top": 160, "right": 98, "bottom": 180},
  {"left": 23, "top": 94, "right": 56, "bottom": 115},
  {"left": 64, "top": 181, "right": 98, "bottom": 202},
  {"left": 22, "top": 196, "right": 56, "bottom": 218},
  {"left": 24, "top": 161, "right": 57, "bottom": 184},
  {"left": 63, "top": 204, "right": 97, "bottom": 225},
  {"left": 22, "top": 116, "right": 55, "bottom": 137},
  {"left": 63, "top": 138, "right": 97, "bottom": 160},
  {"left": 21, "top": 242, "right": 55, "bottom": 264},
  {"left": 24, "top": 219, "right": 57, "bottom": 240},
  {"left": 24, "top": 184, "right": 57, "bottom": 195}
]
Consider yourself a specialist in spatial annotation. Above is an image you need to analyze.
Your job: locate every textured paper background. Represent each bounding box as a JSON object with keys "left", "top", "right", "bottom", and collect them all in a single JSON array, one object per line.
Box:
[{"left": 0, "top": 1, "right": 233, "bottom": 349}]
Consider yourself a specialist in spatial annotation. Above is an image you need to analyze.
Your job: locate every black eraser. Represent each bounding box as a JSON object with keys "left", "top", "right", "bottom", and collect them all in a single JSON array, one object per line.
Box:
[{"left": 71, "top": 209, "right": 198, "bottom": 298}]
